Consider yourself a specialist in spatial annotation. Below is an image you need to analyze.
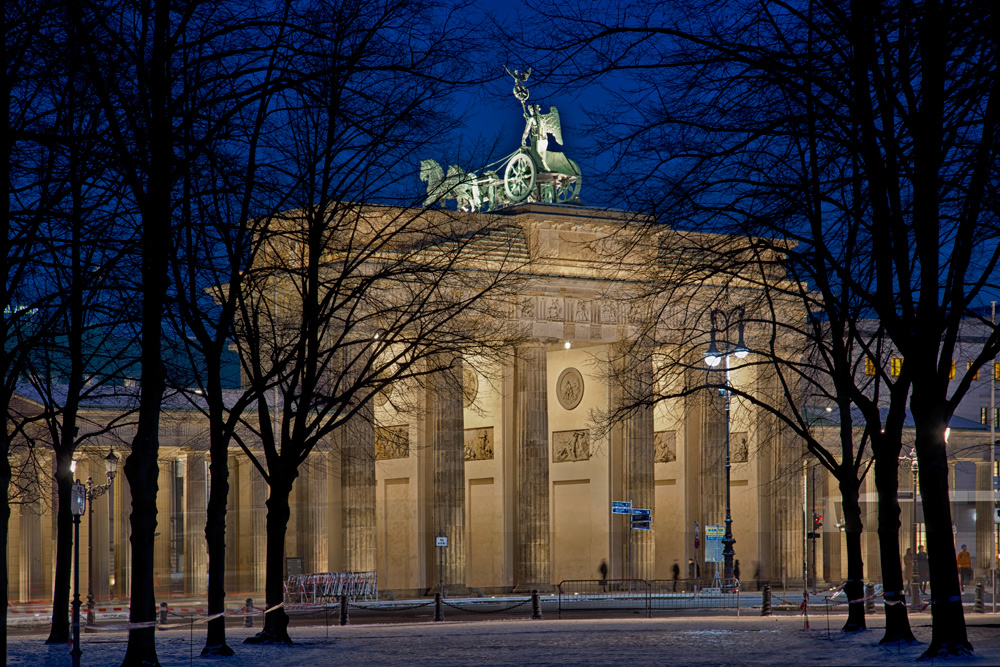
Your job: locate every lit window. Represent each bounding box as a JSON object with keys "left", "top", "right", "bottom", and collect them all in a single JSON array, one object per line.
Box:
[
  {"left": 967, "top": 362, "right": 979, "bottom": 381},
  {"left": 995, "top": 362, "right": 1000, "bottom": 381},
  {"left": 890, "top": 358, "right": 903, "bottom": 377},
  {"left": 983, "top": 407, "right": 990, "bottom": 426},
  {"left": 865, "top": 357, "right": 877, "bottom": 376},
  {"left": 948, "top": 361, "right": 956, "bottom": 380}
]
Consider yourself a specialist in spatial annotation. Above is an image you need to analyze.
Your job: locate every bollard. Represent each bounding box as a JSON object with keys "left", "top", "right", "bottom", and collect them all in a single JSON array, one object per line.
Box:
[
  {"left": 910, "top": 582, "right": 921, "bottom": 611},
  {"left": 864, "top": 583, "right": 875, "bottom": 613},
  {"left": 760, "top": 584, "right": 772, "bottom": 616},
  {"left": 801, "top": 591, "right": 809, "bottom": 630},
  {"left": 974, "top": 582, "right": 985, "bottom": 613},
  {"left": 434, "top": 592, "right": 444, "bottom": 622},
  {"left": 339, "top": 595, "right": 349, "bottom": 626},
  {"left": 531, "top": 589, "right": 542, "bottom": 620},
  {"left": 158, "top": 602, "right": 168, "bottom": 629},
  {"left": 244, "top": 598, "right": 254, "bottom": 628}
]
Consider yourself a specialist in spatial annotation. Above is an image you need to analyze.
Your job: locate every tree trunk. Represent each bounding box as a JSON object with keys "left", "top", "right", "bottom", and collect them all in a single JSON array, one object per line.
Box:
[
  {"left": 45, "top": 452, "right": 75, "bottom": 643},
  {"left": 120, "top": 445, "right": 161, "bottom": 666},
  {"left": 245, "top": 475, "right": 293, "bottom": 645},
  {"left": 839, "top": 477, "right": 866, "bottom": 631},
  {"left": 1, "top": 429, "right": 11, "bottom": 658},
  {"left": 873, "top": 450, "right": 915, "bottom": 643},
  {"left": 913, "top": 398, "right": 972, "bottom": 657},
  {"left": 202, "top": 390, "right": 233, "bottom": 656}
]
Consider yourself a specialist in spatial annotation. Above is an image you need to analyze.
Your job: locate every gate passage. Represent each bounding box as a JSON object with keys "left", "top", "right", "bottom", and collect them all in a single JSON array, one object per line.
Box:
[{"left": 283, "top": 571, "right": 377, "bottom": 604}]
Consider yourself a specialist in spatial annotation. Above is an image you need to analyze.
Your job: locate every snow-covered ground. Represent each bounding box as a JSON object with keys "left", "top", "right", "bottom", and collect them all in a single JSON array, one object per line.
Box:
[{"left": 9, "top": 614, "right": 1000, "bottom": 666}]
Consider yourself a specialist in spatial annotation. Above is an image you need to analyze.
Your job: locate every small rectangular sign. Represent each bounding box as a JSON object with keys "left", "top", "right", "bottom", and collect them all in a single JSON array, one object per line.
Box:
[
  {"left": 435, "top": 536, "right": 448, "bottom": 547},
  {"left": 631, "top": 520, "right": 651, "bottom": 530},
  {"left": 631, "top": 508, "right": 651, "bottom": 517},
  {"left": 705, "top": 525, "right": 724, "bottom": 539},
  {"left": 611, "top": 501, "right": 633, "bottom": 514}
]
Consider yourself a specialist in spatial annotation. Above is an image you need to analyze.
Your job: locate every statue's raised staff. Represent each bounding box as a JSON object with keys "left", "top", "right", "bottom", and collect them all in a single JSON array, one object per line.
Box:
[{"left": 420, "top": 68, "right": 582, "bottom": 212}]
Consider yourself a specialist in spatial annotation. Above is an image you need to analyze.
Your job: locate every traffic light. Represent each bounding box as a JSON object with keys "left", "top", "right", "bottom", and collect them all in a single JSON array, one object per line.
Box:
[{"left": 808, "top": 512, "right": 823, "bottom": 539}]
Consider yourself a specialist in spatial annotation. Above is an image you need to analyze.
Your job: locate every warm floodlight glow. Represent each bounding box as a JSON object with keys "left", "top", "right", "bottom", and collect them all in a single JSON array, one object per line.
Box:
[{"left": 564, "top": 341, "right": 571, "bottom": 349}]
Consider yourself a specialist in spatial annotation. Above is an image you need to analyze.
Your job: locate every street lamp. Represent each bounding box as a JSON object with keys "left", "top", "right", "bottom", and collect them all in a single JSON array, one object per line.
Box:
[
  {"left": 70, "top": 479, "right": 86, "bottom": 667},
  {"left": 704, "top": 306, "right": 748, "bottom": 585},
  {"left": 82, "top": 447, "right": 119, "bottom": 625}
]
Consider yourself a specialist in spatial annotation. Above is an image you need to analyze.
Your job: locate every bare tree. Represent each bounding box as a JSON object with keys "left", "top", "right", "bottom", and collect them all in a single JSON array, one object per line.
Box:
[
  {"left": 517, "top": 0, "right": 998, "bottom": 655},
  {"left": 65, "top": 0, "right": 292, "bottom": 662}
]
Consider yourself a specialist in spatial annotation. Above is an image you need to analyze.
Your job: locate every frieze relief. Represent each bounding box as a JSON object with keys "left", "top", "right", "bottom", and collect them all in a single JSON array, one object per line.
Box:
[
  {"left": 375, "top": 424, "right": 409, "bottom": 460},
  {"left": 654, "top": 430, "right": 677, "bottom": 463},
  {"left": 731, "top": 431, "right": 749, "bottom": 463},
  {"left": 518, "top": 296, "right": 627, "bottom": 327},
  {"left": 553, "top": 429, "right": 590, "bottom": 462},
  {"left": 464, "top": 427, "right": 494, "bottom": 461}
]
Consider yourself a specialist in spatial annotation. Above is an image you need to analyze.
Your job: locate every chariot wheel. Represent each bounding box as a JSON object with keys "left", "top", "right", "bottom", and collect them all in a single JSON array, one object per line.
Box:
[
  {"left": 554, "top": 176, "right": 581, "bottom": 203},
  {"left": 504, "top": 153, "right": 536, "bottom": 202}
]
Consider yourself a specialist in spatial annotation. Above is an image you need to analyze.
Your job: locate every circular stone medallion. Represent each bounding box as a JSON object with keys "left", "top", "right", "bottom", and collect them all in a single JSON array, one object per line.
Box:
[
  {"left": 373, "top": 383, "right": 392, "bottom": 407},
  {"left": 556, "top": 367, "right": 585, "bottom": 410},
  {"left": 462, "top": 368, "right": 479, "bottom": 408}
]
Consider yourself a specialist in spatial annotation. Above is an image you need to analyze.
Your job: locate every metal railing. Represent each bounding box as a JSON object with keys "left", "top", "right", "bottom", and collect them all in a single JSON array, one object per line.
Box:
[
  {"left": 283, "top": 571, "right": 378, "bottom": 604},
  {"left": 557, "top": 579, "right": 741, "bottom": 618}
]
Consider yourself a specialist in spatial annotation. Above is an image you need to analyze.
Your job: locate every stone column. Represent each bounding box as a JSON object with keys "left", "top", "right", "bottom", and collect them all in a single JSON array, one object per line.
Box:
[
  {"left": 185, "top": 452, "right": 208, "bottom": 595},
  {"left": 427, "top": 355, "right": 467, "bottom": 592},
  {"left": 250, "top": 463, "right": 267, "bottom": 592},
  {"left": 114, "top": 469, "right": 133, "bottom": 600},
  {"left": 308, "top": 453, "right": 329, "bottom": 573},
  {"left": 514, "top": 343, "right": 551, "bottom": 591},
  {"left": 618, "top": 347, "right": 655, "bottom": 580},
  {"left": 342, "top": 402, "right": 376, "bottom": 572}
]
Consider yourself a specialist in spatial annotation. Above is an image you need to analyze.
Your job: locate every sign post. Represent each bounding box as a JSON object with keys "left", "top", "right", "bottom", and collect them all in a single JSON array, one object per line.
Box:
[
  {"left": 436, "top": 532, "right": 448, "bottom": 596},
  {"left": 628, "top": 508, "right": 651, "bottom": 590},
  {"left": 611, "top": 500, "right": 632, "bottom": 585}
]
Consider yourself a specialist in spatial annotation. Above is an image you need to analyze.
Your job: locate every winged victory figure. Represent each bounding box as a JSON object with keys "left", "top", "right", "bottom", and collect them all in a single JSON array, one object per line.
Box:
[{"left": 521, "top": 103, "right": 563, "bottom": 171}]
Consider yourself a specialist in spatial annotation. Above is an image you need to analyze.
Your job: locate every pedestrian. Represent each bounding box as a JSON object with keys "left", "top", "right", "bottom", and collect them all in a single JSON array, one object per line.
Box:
[
  {"left": 672, "top": 560, "right": 680, "bottom": 592},
  {"left": 916, "top": 544, "right": 930, "bottom": 594},
  {"left": 734, "top": 559, "right": 741, "bottom": 590},
  {"left": 903, "top": 547, "right": 913, "bottom": 588},
  {"left": 598, "top": 559, "right": 608, "bottom": 591},
  {"left": 957, "top": 544, "right": 973, "bottom": 592}
]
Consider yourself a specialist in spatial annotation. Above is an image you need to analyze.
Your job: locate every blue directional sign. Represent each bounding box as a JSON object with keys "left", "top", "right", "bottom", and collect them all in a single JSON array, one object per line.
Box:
[
  {"left": 611, "top": 501, "right": 633, "bottom": 514},
  {"left": 630, "top": 508, "right": 651, "bottom": 530}
]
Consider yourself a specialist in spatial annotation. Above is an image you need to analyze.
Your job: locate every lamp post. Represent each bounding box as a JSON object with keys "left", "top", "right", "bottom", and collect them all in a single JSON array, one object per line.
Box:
[
  {"left": 705, "top": 306, "right": 749, "bottom": 584},
  {"left": 70, "top": 479, "right": 86, "bottom": 667},
  {"left": 83, "top": 448, "right": 119, "bottom": 626}
]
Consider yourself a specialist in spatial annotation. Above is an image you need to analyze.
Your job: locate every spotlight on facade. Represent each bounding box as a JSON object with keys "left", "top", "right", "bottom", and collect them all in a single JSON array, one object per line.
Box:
[{"left": 564, "top": 341, "right": 571, "bottom": 350}]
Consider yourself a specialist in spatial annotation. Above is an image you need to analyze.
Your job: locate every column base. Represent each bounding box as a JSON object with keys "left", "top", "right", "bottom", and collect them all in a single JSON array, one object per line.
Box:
[
  {"left": 428, "top": 585, "right": 471, "bottom": 598},
  {"left": 513, "top": 583, "right": 552, "bottom": 594}
]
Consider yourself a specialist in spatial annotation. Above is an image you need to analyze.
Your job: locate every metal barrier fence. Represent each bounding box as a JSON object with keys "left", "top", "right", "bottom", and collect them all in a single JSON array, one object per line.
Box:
[
  {"left": 284, "top": 571, "right": 378, "bottom": 604},
  {"left": 557, "top": 579, "right": 741, "bottom": 618}
]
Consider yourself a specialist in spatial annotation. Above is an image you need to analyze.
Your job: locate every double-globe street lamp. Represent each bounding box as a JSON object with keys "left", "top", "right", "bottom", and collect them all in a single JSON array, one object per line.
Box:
[
  {"left": 704, "top": 306, "right": 749, "bottom": 584},
  {"left": 72, "top": 448, "right": 119, "bottom": 626},
  {"left": 70, "top": 479, "right": 86, "bottom": 667}
]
